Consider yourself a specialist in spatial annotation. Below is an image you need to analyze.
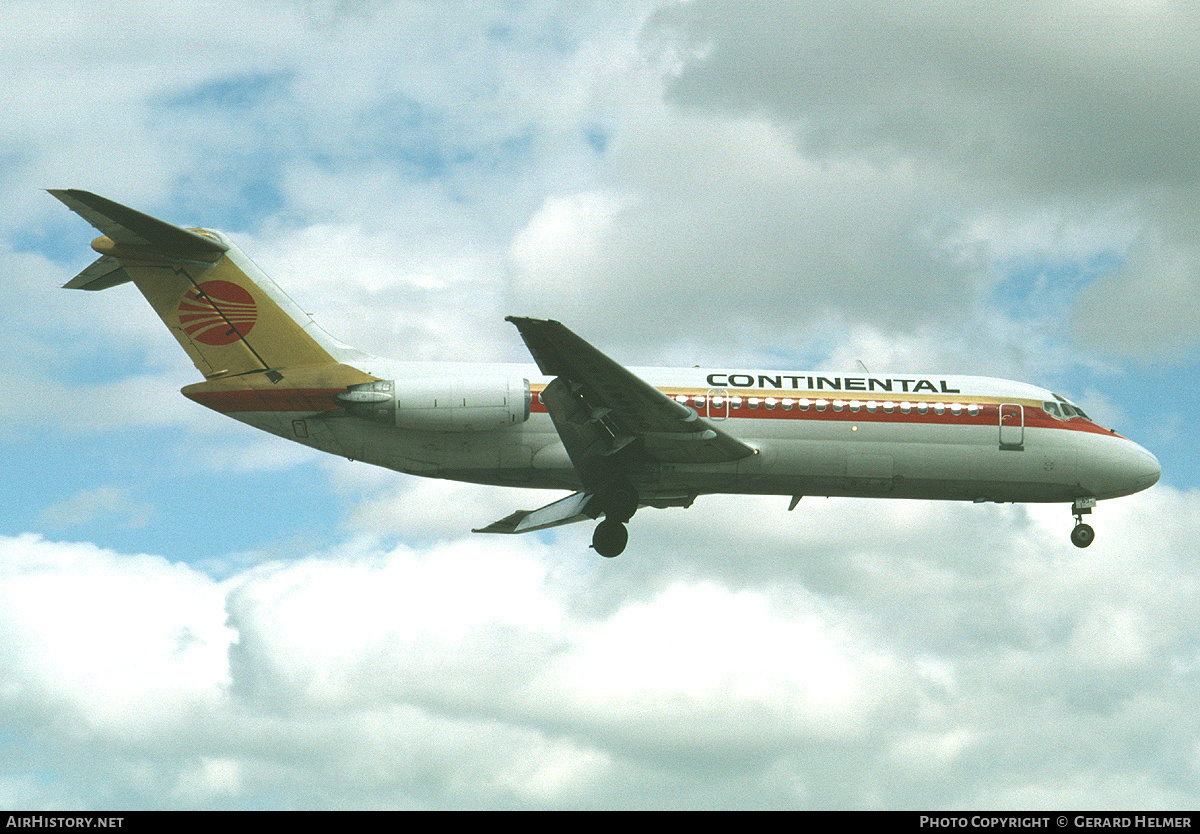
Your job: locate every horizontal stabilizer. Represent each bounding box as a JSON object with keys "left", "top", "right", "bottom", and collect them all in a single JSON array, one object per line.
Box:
[
  {"left": 62, "top": 255, "right": 131, "bottom": 291},
  {"left": 473, "top": 491, "right": 596, "bottom": 534},
  {"left": 48, "top": 189, "right": 228, "bottom": 262}
]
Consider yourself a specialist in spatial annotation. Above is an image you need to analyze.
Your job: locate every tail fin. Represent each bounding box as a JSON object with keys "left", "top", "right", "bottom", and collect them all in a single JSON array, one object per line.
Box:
[{"left": 51, "top": 189, "right": 340, "bottom": 379}]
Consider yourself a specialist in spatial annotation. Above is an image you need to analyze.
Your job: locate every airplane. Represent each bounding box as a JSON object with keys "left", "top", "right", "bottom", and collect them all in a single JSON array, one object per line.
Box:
[{"left": 50, "top": 189, "right": 1161, "bottom": 557}]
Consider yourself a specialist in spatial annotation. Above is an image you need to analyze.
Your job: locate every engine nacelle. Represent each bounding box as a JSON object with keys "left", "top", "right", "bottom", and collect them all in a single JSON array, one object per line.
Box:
[{"left": 339, "top": 377, "right": 531, "bottom": 432}]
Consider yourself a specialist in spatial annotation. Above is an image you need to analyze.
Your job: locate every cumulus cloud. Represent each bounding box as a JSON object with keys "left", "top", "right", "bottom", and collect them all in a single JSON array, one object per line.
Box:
[
  {"left": 1073, "top": 234, "right": 1200, "bottom": 358},
  {"left": 2, "top": 483, "right": 1197, "bottom": 809},
  {"left": 508, "top": 116, "right": 980, "bottom": 360},
  {"left": 0, "top": 535, "right": 231, "bottom": 735},
  {"left": 646, "top": 0, "right": 1200, "bottom": 362},
  {"left": 655, "top": 1, "right": 1200, "bottom": 193}
]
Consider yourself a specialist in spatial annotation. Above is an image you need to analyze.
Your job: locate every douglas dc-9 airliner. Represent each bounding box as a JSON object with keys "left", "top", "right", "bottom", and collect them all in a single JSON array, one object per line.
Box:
[{"left": 52, "top": 190, "right": 1160, "bottom": 557}]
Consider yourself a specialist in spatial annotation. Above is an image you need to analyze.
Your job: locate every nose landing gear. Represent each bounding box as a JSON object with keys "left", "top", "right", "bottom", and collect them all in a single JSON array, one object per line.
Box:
[
  {"left": 1071, "top": 497, "right": 1097, "bottom": 548},
  {"left": 1071, "top": 522, "right": 1095, "bottom": 548}
]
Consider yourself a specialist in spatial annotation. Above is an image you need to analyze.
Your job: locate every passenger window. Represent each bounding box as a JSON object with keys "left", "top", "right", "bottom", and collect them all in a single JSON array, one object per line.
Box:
[
  {"left": 782, "top": 398, "right": 794, "bottom": 411},
  {"left": 765, "top": 397, "right": 777, "bottom": 410},
  {"left": 815, "top": 399, "right": 828, "bottom": 412},
  {"left": 748, "top": 397, "right": 759, "bottom": 409},
  {"left": 798, "top": 398, "right": 811, "bottom": 410}
]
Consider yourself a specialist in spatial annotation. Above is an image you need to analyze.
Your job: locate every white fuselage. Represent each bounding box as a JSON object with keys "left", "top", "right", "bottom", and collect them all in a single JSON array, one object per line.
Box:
[{"left": 213, "top": 359, "right": 1161, "bottom": 508}]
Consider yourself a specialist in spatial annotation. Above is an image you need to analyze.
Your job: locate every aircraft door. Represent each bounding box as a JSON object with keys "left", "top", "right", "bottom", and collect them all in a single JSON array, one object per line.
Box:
[
  {"left": 707, "top": 388, "right": 729, "bottom": 421},
  {"left": 999, "top": 403, "right": 1024, "bottom": 451}
]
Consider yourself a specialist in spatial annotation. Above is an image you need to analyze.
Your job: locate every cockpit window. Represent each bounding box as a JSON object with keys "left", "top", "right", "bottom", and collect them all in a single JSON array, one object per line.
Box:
[{"left": 1050, "top": 394, "right": 1091, "bottom": 421}]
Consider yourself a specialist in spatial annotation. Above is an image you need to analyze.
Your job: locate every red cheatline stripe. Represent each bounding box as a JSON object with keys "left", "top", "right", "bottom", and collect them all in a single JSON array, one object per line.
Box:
[
  {"left": 188, "top": 385, "right": 1117, "bottom": 438},
  {"left": 184, "top": 388, "right": 345, "bottom": 413},
  {"left": 527, "top": 391, "right": 1116, "bottom": 437}
]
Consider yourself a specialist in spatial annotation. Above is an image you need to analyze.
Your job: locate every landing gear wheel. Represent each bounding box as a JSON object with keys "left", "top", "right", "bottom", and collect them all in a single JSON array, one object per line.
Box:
[
  {"left": 1070, "top": 497, "right": 1097, "bottom": 549},
  {"left": 591, "top": 519, "right": 628, "bottom": 558},
  {"left": 1071, "top": 523, "right": 1095, "bottom": 549}
]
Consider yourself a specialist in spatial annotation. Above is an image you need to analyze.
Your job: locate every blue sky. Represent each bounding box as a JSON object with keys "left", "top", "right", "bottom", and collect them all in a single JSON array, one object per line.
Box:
[{"left": 2, "top": 0, "right": 1199, "bottom": 811}]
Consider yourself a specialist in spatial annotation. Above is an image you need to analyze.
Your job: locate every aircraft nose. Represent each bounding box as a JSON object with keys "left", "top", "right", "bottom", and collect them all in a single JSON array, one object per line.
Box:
[{"left": 1119, "top": 441, "right": 1161, "bottom": 495}]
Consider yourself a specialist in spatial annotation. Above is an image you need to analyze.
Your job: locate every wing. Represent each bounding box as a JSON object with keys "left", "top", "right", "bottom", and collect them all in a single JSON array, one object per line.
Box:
[{"left": 505, "top": 317, "right": 755, "bottom": 484}]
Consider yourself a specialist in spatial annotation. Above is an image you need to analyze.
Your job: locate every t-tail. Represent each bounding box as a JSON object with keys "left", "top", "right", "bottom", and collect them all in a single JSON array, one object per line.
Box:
[{"left": 51, "top": 189, "right": 375, "bottom": 413}]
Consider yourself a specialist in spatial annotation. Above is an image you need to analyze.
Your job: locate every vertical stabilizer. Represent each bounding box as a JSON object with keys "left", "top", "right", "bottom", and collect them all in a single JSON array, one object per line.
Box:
[{"left": 51, "top": 189, "right": 339, "bottom": 379}]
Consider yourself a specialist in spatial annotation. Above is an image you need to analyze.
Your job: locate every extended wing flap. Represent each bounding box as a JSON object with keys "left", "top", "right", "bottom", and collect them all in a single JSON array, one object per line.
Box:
[
  {"left": 472, "top": 491, "right": 596, "bottom": 534},
  {"left": 506, "top": 316, "right": 755, "bottom": 466}
]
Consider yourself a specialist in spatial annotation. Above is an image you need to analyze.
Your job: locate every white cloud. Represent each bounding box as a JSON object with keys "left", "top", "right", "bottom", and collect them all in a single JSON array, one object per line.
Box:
[
  {"left": 1073, "top": 235, "right": 1200, "bottom": 358},
  {"left": 637, "top": 0, "right": 1200, "bottom": 365},
  {"left": 508, "top": 111, "right": 980, "bottom": 362},
  {"left": 38, "top": 486, "right": 155, "bottom": 530},
  {"left": 2, "top": 481, "right": 1198, "bottom": 808},
  {"left": 0, "top": 535, "right": 231, "bottom": 738},
  {"left": 539, "top": 579, "right": 906, "bottom": 743}
]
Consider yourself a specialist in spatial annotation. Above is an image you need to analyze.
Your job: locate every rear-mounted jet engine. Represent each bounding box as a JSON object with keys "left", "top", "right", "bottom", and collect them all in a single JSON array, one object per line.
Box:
[{"left": 339, "top": 378, "right": 531, "bottom": 432}]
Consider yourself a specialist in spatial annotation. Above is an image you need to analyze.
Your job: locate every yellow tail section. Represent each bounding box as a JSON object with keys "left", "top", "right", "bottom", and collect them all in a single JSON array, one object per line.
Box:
[
  {"left": 52, "top": 189, "right": 338, "bottom": 379},
  {"left": 114, "top": 242, "right": 335, "bottom": 378}
]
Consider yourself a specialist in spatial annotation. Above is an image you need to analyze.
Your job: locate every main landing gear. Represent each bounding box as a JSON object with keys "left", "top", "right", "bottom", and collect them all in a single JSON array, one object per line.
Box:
[
  {"left": 592, "top": 519, "right": 629, "bottom": 558},
  {"left": 1071, "top": 497, "right": 1097, "bottom": 548},
  {"left": 590, "top": 481, "right": 639, "bottom": 558}
]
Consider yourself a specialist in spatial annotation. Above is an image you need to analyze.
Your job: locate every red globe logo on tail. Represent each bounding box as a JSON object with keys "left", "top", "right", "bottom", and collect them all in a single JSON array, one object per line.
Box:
[{"left": 178, "top": 280, "right": 258, "bottom": 346}]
